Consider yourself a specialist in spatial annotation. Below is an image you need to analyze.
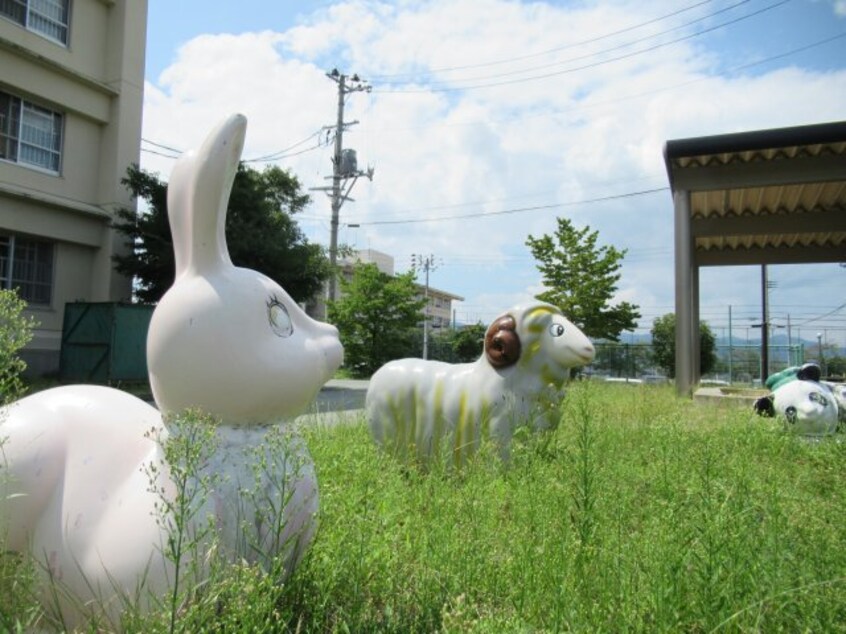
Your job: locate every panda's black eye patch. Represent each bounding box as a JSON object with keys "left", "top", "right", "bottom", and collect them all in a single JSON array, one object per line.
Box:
[{"left": 809, "top": 392, "right": 828, "bottom": 407}]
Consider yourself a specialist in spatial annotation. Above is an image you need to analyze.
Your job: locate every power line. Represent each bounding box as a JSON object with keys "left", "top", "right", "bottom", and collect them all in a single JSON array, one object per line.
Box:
[
  {"left": 358, "top": 187, "right": 668, "bottom": 226},
  {"left": 361, "top": 30, "right": 846, "bottom": 138},
  {"left": 378, "top": 0, "right": 755, "bottom": 87},
  {"left": 141, "top": 130, "right": 328, "bottom": 164},
  {"left": 243, "top": 142, "right": 325, "bottom": 163},
  {"left": 373, "top": 0, "right": 791, "bottom": 93},
  {"left": 243, "top": 129, "right": 327, "bottom": 162},
  {"left": 793, "top": 302, "right": 846, "bottom": 326},
  {"left": 140, "top": 147, "right": 180, "bottom": 160},
  {"left": 369, "top": 0, "right": 722, "bottom": 79},
  {"left": 141, "top": 137, "right": 183, "bottom": 154}
]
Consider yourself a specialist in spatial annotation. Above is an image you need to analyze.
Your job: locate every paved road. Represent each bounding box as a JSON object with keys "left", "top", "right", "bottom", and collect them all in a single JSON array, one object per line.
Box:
[
  {"left": 296, "top": 378, "right": 369, "bottom": 427},
  {"left": 141, "top": 379, "right": 369, "bottom": 426}
]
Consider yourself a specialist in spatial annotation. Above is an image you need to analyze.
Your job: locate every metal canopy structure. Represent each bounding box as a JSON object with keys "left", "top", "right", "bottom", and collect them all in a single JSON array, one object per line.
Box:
[{"left": 664, "top": 120, "right": 846, "bottom": 395}]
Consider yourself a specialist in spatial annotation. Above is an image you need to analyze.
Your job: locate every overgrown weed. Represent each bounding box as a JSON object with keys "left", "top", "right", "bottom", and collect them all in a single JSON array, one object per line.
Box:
[{"left": 3, "top": 381, "right": 846, "bottom": 631}]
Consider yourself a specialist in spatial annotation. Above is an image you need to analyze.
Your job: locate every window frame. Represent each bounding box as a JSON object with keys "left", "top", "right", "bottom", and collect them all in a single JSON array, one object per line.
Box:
[
  {"left": 0, "top": 0, "right": 70, "bottom": 46},
  {"left": 0, "top": 233, "right": 55, "bottom": 306},
  {"left": 0, "top": 89, "right": 63, "bottom": 174}
]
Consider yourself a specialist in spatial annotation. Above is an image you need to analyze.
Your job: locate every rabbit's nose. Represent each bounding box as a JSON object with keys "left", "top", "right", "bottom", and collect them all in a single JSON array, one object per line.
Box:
[
  {"left": 315, "top": 321, "right": 339, "bottom": 339},
  {"left": 323, "top": 336, "right": 344, "bottom": 375}
]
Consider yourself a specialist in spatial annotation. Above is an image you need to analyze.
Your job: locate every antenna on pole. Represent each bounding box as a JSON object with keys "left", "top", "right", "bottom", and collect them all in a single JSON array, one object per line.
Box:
[{"left": 310, "top": 69, "right": 374, "bottom": 317}]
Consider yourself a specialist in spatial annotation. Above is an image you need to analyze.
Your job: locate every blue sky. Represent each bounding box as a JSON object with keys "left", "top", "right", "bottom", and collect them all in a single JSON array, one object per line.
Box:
[{"left": 142, "top": 0, "right": 846, "bottom": 348}]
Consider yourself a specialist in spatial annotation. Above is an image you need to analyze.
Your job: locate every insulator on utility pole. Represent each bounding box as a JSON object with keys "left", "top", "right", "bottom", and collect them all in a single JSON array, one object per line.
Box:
[{"left": 310, "top": 70, "right": 374, "bottom": 316}]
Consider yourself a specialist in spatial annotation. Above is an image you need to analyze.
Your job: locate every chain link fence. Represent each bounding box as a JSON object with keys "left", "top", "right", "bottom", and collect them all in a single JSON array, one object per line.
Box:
[
  {"left": 590, "top": 342, "right": 808, "bottom": 385},
  {"left": 415, "top": 330, "right": 835, "bottom": 386}
]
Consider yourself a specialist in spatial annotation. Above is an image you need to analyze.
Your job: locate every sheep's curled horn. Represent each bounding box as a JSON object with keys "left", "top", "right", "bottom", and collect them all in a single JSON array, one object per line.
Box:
[{"left": 485, "top": 315, "right": 521, "bottom": 368}]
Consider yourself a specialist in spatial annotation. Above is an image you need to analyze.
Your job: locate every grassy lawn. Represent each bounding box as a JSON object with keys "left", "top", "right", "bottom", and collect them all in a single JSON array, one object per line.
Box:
[{"left": 3, "top": 381, "right": 846, "bottom": 632}]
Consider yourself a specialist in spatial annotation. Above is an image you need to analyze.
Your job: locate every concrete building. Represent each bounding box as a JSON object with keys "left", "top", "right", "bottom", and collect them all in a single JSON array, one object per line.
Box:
[
  {"left": 311, "top": 248, "right": 464, "bottom": 330},
  {"left": 420, "top": 284, "right": 463, "bottom": 330},
  {"left": 0, "top": 0, "right": 147, "bottom": 374}
]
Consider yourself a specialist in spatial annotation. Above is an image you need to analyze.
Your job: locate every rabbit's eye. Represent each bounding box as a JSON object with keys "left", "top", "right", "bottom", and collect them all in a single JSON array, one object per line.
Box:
[{"left": 268, "top": 297, "right": 293, "bottom": 338}]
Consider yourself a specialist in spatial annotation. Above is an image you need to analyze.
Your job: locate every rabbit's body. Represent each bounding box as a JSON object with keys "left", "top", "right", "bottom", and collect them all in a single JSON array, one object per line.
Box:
[
  {"left": 0, "top": 114, "right": 342, "bottom": 628},
  {"left": 0, "top": 386, "right": 173, "bottom": 620}
]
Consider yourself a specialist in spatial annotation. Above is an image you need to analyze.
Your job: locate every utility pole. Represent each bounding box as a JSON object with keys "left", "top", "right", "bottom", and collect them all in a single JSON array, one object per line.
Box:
[
  {"left": 412, "top": 254, "right": 439, "bottom": 360},
  {"left": 728, "top": 305, "right": 733, "bottom": 384},
  {"left": 786, "top": 313, "right": 792, "bottom": 365},
  {"left": 311, "top": 69, "right": 373, "bottom": 314},
  {"left": 761, "top": 264, "right": 769, "bottom": 381},
  {"left": 752, "top": 265, "right": 778, "bottom": 381}
]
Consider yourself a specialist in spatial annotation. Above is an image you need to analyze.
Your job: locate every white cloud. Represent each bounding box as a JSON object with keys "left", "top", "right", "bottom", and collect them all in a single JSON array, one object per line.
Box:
[{"left": 142, "top": 0, "right": 846, "bottom": 344}]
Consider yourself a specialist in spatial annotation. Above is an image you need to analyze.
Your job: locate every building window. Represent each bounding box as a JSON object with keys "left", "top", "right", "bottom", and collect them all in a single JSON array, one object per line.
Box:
[
  {"left": 0, "top": 234, "right": 54, "bottom": 305},
  {"left": 0, "top": 0, "right": 69, "bottom": 45},
  {"left": 0, "top": 90, "right": 63, "bottom": 172}
]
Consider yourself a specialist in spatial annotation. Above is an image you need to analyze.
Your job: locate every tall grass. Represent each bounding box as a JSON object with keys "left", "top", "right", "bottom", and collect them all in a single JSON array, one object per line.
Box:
[
  {"left": 287, "top": 382, "right": 846, "bottom": 632},
  {"left": 3, "top": 382, "right": 846, "bottom": 631}
]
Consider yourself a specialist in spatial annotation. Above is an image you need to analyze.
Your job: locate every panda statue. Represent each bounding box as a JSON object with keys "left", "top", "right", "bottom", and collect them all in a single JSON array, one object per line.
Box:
[{"left": 753, "top": 363, "right": 844, "bottom": 436}]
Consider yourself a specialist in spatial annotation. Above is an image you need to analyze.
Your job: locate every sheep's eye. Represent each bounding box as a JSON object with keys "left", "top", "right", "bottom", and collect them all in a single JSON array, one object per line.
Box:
[
  {"left": 268, "top": 297, "right": 293, "bottom": 338},
  {"left": 549, "top": 323, "right": 565, "bottom": 337},
  {"left": 809, "top": 392, "right": 828, "bottom": 407}
]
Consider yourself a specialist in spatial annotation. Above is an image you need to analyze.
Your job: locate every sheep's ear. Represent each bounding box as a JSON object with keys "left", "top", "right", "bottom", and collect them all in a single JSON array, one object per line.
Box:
[
  {"left": 753, "top": 396, "right": 775, "bottom": 417},
  {"left": 166, "top": 114, "right": 247, "bottom": 278},
  {"left": 485, "top": 315, "right": 521, "bottom": 368},
  {"left": 521, "top": 304, "right": 557, "bottom": 333}
]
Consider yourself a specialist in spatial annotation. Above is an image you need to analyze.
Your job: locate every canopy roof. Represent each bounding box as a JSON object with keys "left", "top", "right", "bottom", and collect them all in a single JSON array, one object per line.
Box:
[
  {"left": 664, "top": 120, "right": 846, "bottom": 395},
  {"left": 664, "top": 120, "right": 846, "bottom": 267}
]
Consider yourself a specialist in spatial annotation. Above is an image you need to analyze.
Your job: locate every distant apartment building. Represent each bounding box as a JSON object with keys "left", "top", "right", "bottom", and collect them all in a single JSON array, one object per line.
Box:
[
  {"left": 0, "top": 0, "right": 147, "bottom": 374},
  {"left": 311, "top": 248, "right": 463, "bottom": 329}
]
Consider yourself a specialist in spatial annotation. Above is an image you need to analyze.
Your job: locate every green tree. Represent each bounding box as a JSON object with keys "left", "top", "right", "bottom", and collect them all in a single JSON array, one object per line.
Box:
[
  {"left": 825, "top": 354, "right": 845, "bottom": 378},
  {"left": 427, "top": 322, "right": 488, "bottom": 363},
  {"left": 651, "top": 313, "right": 717, "bottom": 379},
  {"left": 447, "top": 322, "right": 488, "bottom": 362},
  {"left": 328, "top": 263, "right": 426, "bottom": 377},
  {"left": 113, "top": 163, "right": 330, "bottom": 303},
  {"left": 526, "top": 217, "right": 640, "bottom": 341}
]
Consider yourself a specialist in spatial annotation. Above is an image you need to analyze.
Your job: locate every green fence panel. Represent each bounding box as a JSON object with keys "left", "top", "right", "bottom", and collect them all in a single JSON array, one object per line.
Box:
[{"left": 60, "top": 303, "right": 154, "bottom": 383}]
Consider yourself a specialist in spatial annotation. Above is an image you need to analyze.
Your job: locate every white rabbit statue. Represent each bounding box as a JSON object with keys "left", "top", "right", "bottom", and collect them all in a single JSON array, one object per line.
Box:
[{"left": 0, "top": 114, "right": 343, "bottom": 628}]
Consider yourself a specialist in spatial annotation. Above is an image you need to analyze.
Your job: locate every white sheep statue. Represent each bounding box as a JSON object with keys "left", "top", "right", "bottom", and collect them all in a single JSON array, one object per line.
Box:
[
  {"left": 0, "top": 114, "right": 343, "bottom": 628},
  {"left": 753, "top": 363, "right": 842, "bottom": 435},
  {"left": 366, "top": 302, "right": 595, "bottom": 464}
]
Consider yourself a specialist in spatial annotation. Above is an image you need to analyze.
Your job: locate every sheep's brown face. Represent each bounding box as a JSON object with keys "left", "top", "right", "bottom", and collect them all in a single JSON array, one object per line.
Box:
[{"left": 485, "top": 315, "right": 521, "bottom": 368}]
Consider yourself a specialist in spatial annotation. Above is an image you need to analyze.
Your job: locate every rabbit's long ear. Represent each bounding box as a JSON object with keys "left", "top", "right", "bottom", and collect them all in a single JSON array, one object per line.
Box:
[{"left": 167, "top": 114, "right": 247, "bottom": 278}]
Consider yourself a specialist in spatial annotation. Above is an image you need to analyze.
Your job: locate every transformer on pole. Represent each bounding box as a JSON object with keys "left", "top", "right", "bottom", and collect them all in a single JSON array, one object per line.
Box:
[{"left": 310, "top": 69, "right": 374, "bottom": 314}]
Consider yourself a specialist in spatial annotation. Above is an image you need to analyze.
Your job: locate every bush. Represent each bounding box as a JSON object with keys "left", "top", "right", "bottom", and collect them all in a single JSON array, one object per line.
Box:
[
  {"left": 0, "top": 295, "right": 40, "bottom": 634},
  {"left": 0, "top": 289, "right": 36, "bottom": 405}
]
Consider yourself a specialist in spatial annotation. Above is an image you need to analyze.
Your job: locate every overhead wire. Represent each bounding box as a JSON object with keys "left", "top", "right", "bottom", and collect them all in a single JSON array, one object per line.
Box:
[
  {"left": 357, "top": 188, "right": 668, "bottom": 226},
  {"left": 141, "top": 137, "right": 183, "bottom": 155},
  {"left": 369, "top": 0, "right": 722, "bottom": 79},
  {"left": 377, "top": 0, "right": 755, "bottom": 87},
  {"left": 372, "top": 0, "right": 792, "bottom": 92},
  {"left": 793, "top": 302, "right": 846, "bottom": 326},
  {"left": 140, "top": 147, "right": 180, "bottom": 160},
  {"left": 243, "top": 128, "right": 327, "bottom": 162}
]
